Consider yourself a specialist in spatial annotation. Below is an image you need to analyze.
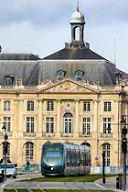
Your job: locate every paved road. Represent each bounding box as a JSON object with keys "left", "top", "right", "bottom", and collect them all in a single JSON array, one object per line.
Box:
[{"left": 0, "top": 172, "right": 126, "bottom": 192}]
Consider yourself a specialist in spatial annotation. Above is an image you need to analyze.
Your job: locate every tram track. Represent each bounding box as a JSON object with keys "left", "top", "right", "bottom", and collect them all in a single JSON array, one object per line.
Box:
[{"left": 37, "top": 183, "right": 46, "bottom": 192}]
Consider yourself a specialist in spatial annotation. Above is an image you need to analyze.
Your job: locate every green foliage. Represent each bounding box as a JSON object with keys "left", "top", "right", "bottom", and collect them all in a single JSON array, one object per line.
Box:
[
  {"left": 3, "top": 190, "right": 16, "bottom": 192},
  {"left": 19, "top": 174, "right": 106, "bottom": 182}
]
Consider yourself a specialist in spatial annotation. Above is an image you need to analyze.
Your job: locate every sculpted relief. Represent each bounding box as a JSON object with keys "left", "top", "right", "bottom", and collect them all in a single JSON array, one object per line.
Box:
[{"left": 43, "top": 80, "right": 95, "bottom": 93}]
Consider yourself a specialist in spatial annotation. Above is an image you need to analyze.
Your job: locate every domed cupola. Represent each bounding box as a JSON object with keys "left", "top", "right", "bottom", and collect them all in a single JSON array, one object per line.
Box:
[
  {"left": 70, "top": 10, "right": 85, "bottom": 24},
  {"left": 66, "top": 1, "right": 86, "bottom": 48}
]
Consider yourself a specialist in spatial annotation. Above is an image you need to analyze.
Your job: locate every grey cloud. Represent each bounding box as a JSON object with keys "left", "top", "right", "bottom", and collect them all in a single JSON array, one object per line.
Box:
[{"left": 0, "top": 0, "right": 127, "bottom": 27}]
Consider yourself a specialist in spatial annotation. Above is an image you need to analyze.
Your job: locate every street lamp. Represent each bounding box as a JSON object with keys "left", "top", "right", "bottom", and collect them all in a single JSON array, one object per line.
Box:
[
  {"left": 2, "top": 124, "right": 8, "bottom": 181},
  {"left": 102, "top": 151, "right": 106, "bottom": 184},
  {"left": 121, "top": 115, "right": 127, "bottom": 191}
]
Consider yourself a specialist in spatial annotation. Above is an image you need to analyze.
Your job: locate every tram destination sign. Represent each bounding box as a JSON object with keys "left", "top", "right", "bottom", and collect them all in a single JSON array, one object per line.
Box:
[{"left": 45, "top": 146, "right": 62, "bottom": 151}]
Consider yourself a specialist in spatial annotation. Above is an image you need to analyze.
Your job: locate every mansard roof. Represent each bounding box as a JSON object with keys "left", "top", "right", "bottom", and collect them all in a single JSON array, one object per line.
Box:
[
  {"left": 0, "top": 55, "right": 127, "bottom": 86},
  {"left": 27, "top": 60, "right": 128, "bottom": 86},
  {"left": 43, "top": 48, "right": 106, "bottom": 60},
  {"left": 0, "top": 53, "right": 40, "bottom": 60}
]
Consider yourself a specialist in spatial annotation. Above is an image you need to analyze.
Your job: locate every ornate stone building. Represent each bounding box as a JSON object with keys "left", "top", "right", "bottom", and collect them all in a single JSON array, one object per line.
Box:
[{"left": 0, "top": 6, "right": 128, "bottom": 171}]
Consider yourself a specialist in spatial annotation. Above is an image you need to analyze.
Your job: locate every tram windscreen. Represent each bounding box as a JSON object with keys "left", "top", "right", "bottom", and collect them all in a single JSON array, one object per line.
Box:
[{"left": 43, "top": 145, "right": 63, "bottom": 166}]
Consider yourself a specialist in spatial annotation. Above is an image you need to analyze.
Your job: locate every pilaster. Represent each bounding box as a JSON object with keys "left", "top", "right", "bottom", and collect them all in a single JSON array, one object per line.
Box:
[
  {"left": 56, "top": 99, "right": 61, "bottom": 137},
  {"left": 37, "top": 99, "right": 43, "bottom": 137},
  {"left": 75, "top": 99, "right": 79, "bottom": 138}
]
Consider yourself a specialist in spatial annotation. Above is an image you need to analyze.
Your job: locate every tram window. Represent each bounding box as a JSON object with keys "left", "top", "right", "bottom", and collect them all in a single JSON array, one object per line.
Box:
[
  {"left": 72, "top": 150, "right": 76, "bottom": 166},
  {"left": 76, "top": 152, "right": 80, "bottom": 166},
  {"left": 66, "top": 150, "right": 71, "bottom": 166},
  {"left": 83, "top": 153, "right": 86, "bottom": 166},
  {"left": 80, "top": 152, "right": 85, "bottom": 166},
  {"left": 86, "top": 153, "right": 90, "bottom": 166},
  {"left": 43, "top": 150, "right": 62, "bottom": 166}
]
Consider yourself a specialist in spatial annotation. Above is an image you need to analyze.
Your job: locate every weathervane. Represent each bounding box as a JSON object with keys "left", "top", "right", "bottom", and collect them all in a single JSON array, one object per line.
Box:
[
  {"left": 77, "top": 0, "right": 79, "bottom": 11},
  {"left": 0, "top": 45, "right": 2, "bottom": 53}
]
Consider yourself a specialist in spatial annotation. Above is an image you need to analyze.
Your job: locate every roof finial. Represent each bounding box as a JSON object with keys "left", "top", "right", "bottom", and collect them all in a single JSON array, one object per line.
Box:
[
  {"left": 77, "top": 0, "right": 79, "bottom": 11},
  {"left": 0, "top": 45, "right": 2, "bottom": 53}
]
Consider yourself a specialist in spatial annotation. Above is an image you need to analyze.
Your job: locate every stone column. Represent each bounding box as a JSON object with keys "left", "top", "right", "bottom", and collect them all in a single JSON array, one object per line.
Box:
[
  {"left": 56, "top": 99, "right": 61, "bottom": 137},
  {"left": 75, "top": 99, "right": 79, "bottom": 138},
  {"left": 93, "top": 99, "right": 98, "bottom": 133}
]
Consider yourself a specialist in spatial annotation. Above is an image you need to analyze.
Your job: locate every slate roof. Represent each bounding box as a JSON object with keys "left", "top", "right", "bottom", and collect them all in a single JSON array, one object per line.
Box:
[
  {"left": 27, "top": 60, "right": 128, "bottom": 86},
  {"left": 43, "top": 48, "right": 106, "bottom": 60},
  {"left": 0, "top": 49, "right": 128, "bottom": 86},
  {"left": 0, "top": 53, "right": 40, "bottom": 60},
  {"left": 0, "top": 61, "right": 38, "bottom": 85}
]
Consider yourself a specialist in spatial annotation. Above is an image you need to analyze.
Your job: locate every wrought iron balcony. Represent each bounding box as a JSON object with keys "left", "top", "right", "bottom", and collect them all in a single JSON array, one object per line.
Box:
[
  {"left": 79, "top": 132, "right": 92, "bottom": 137},
  {"left": 23, "top": 132, "right": 36, "bottom": 137},
  {"left": 61, "top": 132, "right": 73, "bottom": 137},
  {"left": 100, "top": 132, "right": 113, "bottom": 137}
]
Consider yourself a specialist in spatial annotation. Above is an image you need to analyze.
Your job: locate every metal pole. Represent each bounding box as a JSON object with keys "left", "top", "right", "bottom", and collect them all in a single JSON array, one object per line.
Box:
[
  {"left": 4, "top": 134, "right": 8, "bottom": 181},
  {"left": 4, "top": 141, "right": 7, "bottom": 181},
  {"left": 102, "top": 152, "right": 106, "bottom": 184},
  {"left": 1, "top": 125, "right": 8, "bottom": 181},
  {"left": 123, "top": 149, "right": 126, "bottom": 190}
]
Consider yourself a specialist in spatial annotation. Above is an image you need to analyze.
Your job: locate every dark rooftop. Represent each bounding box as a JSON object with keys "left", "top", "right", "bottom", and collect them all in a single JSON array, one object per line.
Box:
[
  {"left": 0, "top": 53, "right": 40, "bottom": 60},
  {"left": 43, "top": 48, "right": 106, "bottom": 60}
]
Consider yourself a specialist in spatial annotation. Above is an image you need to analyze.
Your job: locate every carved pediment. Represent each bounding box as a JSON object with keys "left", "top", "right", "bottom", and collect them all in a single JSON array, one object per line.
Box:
[{"left": 39, "top": 79, "right": 98, "bottom": 94}]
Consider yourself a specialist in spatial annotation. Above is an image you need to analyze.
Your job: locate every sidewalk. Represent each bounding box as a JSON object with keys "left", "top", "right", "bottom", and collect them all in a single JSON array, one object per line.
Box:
[{"left": 96, "top": 176, "right": 128, "bottom": 191}]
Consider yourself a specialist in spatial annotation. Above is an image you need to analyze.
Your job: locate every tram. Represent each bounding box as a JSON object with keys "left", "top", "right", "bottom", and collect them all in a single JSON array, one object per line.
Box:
[{"left": 41, "top": 142, "right": 90, "bottom": 176}]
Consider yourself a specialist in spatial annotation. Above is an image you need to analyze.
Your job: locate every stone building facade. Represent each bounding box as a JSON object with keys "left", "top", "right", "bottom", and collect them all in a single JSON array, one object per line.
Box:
[{"left": 0, "top": 7, "right": 128, "bottom": 170}]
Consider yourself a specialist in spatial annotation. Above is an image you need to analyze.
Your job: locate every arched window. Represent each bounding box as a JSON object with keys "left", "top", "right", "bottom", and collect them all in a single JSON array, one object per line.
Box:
[
  {"left": 74, "top": 27, "right": 80, "bottom": 41},
  {"left": 102, "top": 143, "right": 110, "bottom": 167},
  {"left": 3, "top": 142, "right": 10, "bottom": 161},
  {"left": 26, "top": 142, "right": 33, "bottom": 162},
  {"left": 63, "top": 113, "right": 73, "bottom": 134}
]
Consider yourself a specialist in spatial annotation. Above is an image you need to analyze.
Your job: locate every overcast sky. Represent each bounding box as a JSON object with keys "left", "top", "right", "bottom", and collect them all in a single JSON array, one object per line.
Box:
[{"left": 0, "top": 0, "right": 128, "bottom": 73}]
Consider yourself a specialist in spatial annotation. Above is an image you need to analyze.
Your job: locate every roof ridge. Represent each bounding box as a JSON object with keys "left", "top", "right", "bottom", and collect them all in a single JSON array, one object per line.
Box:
[{"left": 43, "top": 47, "right": 107, "bottom": 60}]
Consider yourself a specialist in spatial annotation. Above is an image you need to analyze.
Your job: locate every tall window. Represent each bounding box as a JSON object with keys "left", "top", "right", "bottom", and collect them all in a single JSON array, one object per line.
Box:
[
  {"left": 104, "top": 102, "right": 111, "bottom": 112},
  {"left": 26, "top": 142, "right": 33, "bottom": 162},
  {"left": 63, "top": 113, "right": 73, "bottom": 134},
  {"left": 3, "top": 117, "right": 11, "bottom": 132},
  {"left": 83, "top": 102, "right": 90, "bottom": 112},
  {"left": 27, "top": 101, "right": 34, "bottom": 111},
  {"left": 3, "top": 142, "right": 10, "bottom": 161},
  {"left": 103, "top": 118, "right": 111, "bottom": 134},
  {"left": 4, "top": 101, "right": 10, "bottom": 111},
  {"left": 47, "top": 101, "right": 54, "bottom": 111},
  {"left": 46, "top": 117, "right": 54, "bottom": 133},
  {"left": 102, "top": 143, "right": 110, "bottom": 166},
  {"left": 26, "top": 117, "right": 34, "bottom": 133},
  {"left": 83, "top": 118, "right": 90, "bottom": 135}
]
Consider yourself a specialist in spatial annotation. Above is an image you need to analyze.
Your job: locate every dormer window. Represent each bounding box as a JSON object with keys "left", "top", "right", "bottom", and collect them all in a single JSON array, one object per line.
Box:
[
  {"left": 57, "top": 70, "right": 66, "bottom": 80},
  {"left": 16, "top": 79, "right": 22, "bottom": 86},
  {"left": 4, "top": 75, "right": 15, "bottom": 85},
  {"left": 75, "top": 70, "right": 84, "bottom": 80}
]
